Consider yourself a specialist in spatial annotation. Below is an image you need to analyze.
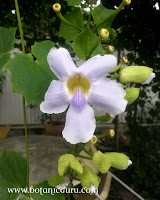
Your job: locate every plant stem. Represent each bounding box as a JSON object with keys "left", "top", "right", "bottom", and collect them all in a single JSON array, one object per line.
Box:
[
  {"left": 77, "top": 155, "right": 92, "bottom": 160},
  {"left": 96, "top": 132, "right": 110, "bottom": 139},
  {"left": 56, "top": 12, "right": 82, "bottom": 31},
  {"left": 110, "top": 74, "right": 119, "bottom": 80},
  {"left": 81, "top": 146, "right": 93, "bottom": 156},
  {"left": 109, "top": 62, "right": 123, "bottom": 73},
  {"left": 23, "top": 97, "right": 30, "bottom": 192},
  {"left": 15, "top": 0, "right": 30, "bottom": 194},
  {"left": 87, "top": 35, "right": 102, "bottom": 59}
]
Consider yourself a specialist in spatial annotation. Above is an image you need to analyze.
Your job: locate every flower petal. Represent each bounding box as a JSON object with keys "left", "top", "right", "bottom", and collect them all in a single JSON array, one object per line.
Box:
[
  {"left": 122, "top": 160, "right": 132, "bottom": 170},
  {"left": 40, "top": 80, "right": 69, "bottom": 114},
  {"left": 62, "top": 104, "right": 96, "bottom": 144},
  {"left": 88, "top": 78, "right": 127, "bottom": 115},
  {"left": 142, "top": 72, "right": 155, "bottom": 84},
  {"left": 47, "top": 47, "right": 77, "bottom": 81},
  {"left": 78, "top": 54, "right": 117, "bottom": 82}
]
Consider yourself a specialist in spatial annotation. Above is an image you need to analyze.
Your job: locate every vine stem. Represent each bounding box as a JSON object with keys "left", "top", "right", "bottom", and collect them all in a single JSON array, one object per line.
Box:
[
  {"left": 14, "top": 0, "right": 30, "bottom": 194},
  {"left": 77, "top": 155, "right": 92, "bottom": 160}
]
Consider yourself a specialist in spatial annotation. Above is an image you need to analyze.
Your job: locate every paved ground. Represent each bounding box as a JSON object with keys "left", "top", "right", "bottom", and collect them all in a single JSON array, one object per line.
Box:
[{"left": 0, "top": 128, "right": 142, "bottom": 200}]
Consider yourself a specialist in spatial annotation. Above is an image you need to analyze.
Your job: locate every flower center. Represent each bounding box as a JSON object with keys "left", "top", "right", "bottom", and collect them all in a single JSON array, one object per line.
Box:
[{"left": 66, "top": 74, "right": 90, "bottom": 98}]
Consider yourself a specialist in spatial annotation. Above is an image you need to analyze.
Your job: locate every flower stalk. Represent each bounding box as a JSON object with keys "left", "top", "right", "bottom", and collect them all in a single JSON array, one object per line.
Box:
[
  {"left": 14, "top": 0, "right": 30, "bottom": 194},
  {"left": 77, "top": 155, "right": 92, "bottom": 160},
  {"left": 96, "top": 129, "right": 115, "bottom": 138},
  {"left": 53, "top": 4, "right": 81, "bottom": 31}
]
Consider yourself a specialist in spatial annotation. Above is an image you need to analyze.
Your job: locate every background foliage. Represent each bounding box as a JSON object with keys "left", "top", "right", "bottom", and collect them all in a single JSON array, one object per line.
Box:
[{"left": 0, "top": 0, "right": 160, "bottom": 199}]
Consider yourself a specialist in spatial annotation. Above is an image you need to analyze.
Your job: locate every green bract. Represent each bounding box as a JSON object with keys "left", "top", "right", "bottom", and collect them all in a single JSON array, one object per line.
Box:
[
  {"left": 119, "top": 66, "right": 153, "bottom": 84},
  {"left": 79, "top": 165, "right": 101, "bottom": 189},
  {"left": 0, "top": 27, "right": 17, "bottom": 73},
  {"left": 58, "top": 154, "right": 83, "bottom": 176},
  {"left": 92, "top": 151, "right": 111, "bottom": 174},
  {"left": 124, "top": 88, "right": 140, "bottom": 104},
  {"left": 104, "top": 152, "right": 129, "bottom": 170},
  {"left": 48, "top": 174, "right": 64, "bottom": 187}
]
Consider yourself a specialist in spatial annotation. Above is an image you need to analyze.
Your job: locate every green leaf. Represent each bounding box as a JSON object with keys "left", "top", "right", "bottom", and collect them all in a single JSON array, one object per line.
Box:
[
  {"left": 30, "top": 181, "right": 65, "bottom": 200},
  {"left": 95, "top": 114, "right": 111, "bottom": 122},
  {"left": 0, "top": 27, "right": 16, "bottom": 54},
  {"left": 0, "top": 53, "right": 10, "bottom": 73},
  {"left": 72, "top": 27, "right": 104, "bottom": 60},
  {"left": 59, "top": 8, "right": 83, "bottom": 42},
  {"left": 92, "top": 151, "right": 111, "bottom": 174},
  {"left": 0, "top": 150, "right": 27, "bottom": 200},
  {"left": 48, "top": 174, "right": 64, "bottom": 187},
  {"left": 91, "top": 4, "right": 115, "bottom": 30},
  {"left": 31, "top": 41, "right": 56, "bottom": 79},
  {"left": 79, "top": 165, "right": 101, "bottom": 189},
  {"left": 19, "top": 197, "right": 30, "bottom": 200},
  {"left": 64, "top": 0, "right": 82, "bottom": 6},
  {"left": 58, "top": 154, "right": 83, "bottom": 176},
  {"left": 0, "top": 27, "right": 16, "bottom": 73},
  {"left": 5, "top": 53, "right": 53, "bottom": 105}
]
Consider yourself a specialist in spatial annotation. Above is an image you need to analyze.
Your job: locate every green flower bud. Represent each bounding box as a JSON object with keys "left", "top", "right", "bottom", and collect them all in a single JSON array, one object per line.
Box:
[
  {"left": 79, "top": 165, "right": 101, "bottom": 189},
  {"left": 121, "top": 57, "right": 128, "bottom": 64},
  {"left": 108, "top": 45, "right": 114, "bottom": 53},
  {"left": 124, "top": 88, "right": 140, "bottom": 104},
  {"left": 53, "top": 3, "right": 61, "bottom": 13},
  {"left": 92, "top": 151, "right": 111, "bottom": 174},
  {"left": 122, "top": 0, "right": 131, "bottom": 6},
  {"left": 90, "top": 135, "right": 97, "bottom": 144},
  {"left": 104, "top": 152, "right": 132, "bottom": 170},
  {"left": 100, "top": 28, "right": 109, "bottom": 39},
  {"left": 119, "top": 66, "right": 153, "bottom": 84},
  {"left": 58, "top": 154, "right": 83, "bottom": 176},
  {"left": 48, "top": 174, "right": 64, "bottom": 187}
]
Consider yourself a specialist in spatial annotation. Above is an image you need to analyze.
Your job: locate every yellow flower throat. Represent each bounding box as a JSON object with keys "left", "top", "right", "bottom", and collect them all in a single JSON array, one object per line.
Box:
[{"left": 66, "top": 74, "right": 90, "bottom": 98}]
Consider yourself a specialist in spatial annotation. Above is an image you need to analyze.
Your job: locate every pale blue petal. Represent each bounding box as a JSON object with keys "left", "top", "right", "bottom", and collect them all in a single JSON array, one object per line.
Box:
[
  {"left": 40, "top": 80, "right": 69, "bottom": 114},
  {"left": 62, "top": 104, "right": 96, "bottom": 144},
  {"left": 78, "top": 54, "right": 117, "bottom": 82},
  {"left": 47, "top": 47, "right": 77, "bottom": 81},
  {"left": 88, "top": 78, "right": 127, "bottom": 115},
  {"left": 70, "top": 89, "right": 86, "bottom": 112}
]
